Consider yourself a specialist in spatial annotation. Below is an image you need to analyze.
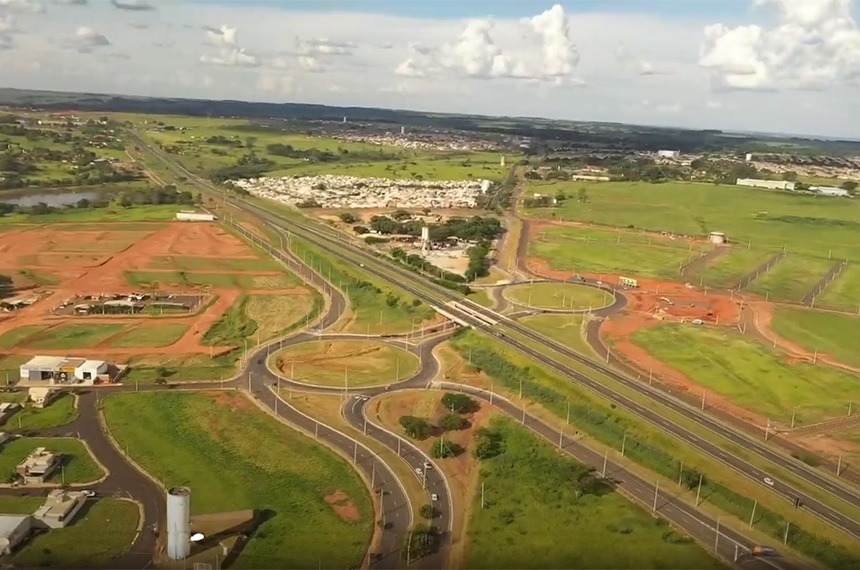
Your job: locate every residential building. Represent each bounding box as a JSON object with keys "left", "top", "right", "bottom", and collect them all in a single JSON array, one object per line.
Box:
[
  {"left": 28, "top": 387, "right": 58, "bottom": 409},
  {"left": 736, "top": 178, "right": 796, "bottom": 191},
  {"left": 0, "top": 515, "right": 32, "bottom": 554},
  {"left": 657, "top": 150, "right": 681, "bottom": 159},
  {"left": 33, "top": 490, "right": 87, "bottom": 529},
  {"left": 16, "top": 447, "right": 61, "bottom": 484}
]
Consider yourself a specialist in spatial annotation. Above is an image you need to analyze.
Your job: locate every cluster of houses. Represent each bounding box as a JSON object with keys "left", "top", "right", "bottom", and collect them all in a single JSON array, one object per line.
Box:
[
  {"left": 233, "top": 174, "right": 492, "bottom": 209},
  {"left": 332, "top": 131, "right": 504, "bottom": 152}
]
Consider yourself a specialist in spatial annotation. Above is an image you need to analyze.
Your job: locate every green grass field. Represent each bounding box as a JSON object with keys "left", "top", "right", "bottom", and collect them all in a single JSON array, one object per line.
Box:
[
  {"left": 530, "top": 225, "right": 701, "bottom": 280},
  {"left": 26, "top": 324, "right": 125, "bottom": 350},
  {"left": 7, "top": 393, "right": 78, "bottom": 430},
  {"left": 109, "top": 324, "right": 189, "bottom": 348},
  {"left": 125, "top": 270, "right": 298, "bottom": 290},
  {"left": 0, "top": 325, "right": 47, "bottom": 349},
  {"left": 747, "top": 254, "right": 836, "bottom": 301},
  {"left": 0, "top": 437, "right": 104, "bottom": 484},
  {"left": 103, "top": 391, "right": 372, "bottom": 569},
  {"left": 518, "top": 314, "right": 595, "bottom": 356},
  {"left": 0, "top": 496, "right": 44, "bottom": 513},
  {"left": 0, "top": 204, "right": 185, "bottom": 224},
  {"left": 467, "top": 416, "right": 724, "bottom": 569},
  {"left": 12, "top": 499, "right": 139, "bottom": 567},
  {"left": 695, "top": 247, "right": 773, "bottom": 289},
  {"left": 121, "top": 353, "right": 236, "bottom": 385},
  {"left": 244, "top": 293, "right": 322, "bottom": 341},
  {"left": 816, "top": 265, "right": 860, "bottom": 312},
  {"left": 631, "top": 324, "right": 857, "bottom": 425},
  {"left": 270, "top": 340, "right": 420, "bottom": 387},
  {"left": 146, "top": 255, "right": 281, "bottom": 272},
  {"left": 770, "top": 307, "right": 860, "bottom": 368},
  {"left": 525, "top": 181, "right": 860, "bottom": 261},
  {"left": 504, "top": 282, "right": 613, "bottom": 310}
]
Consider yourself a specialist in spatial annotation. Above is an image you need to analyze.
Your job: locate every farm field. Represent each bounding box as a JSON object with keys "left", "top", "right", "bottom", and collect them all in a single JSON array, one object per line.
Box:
[
  {"left": 0, "top": 437, "right": 104, "bottom": 484},
  {"left": 12, "top": 499, "right": 139, "bottom": 568},
  {"left": 747, "top": 254, "right": 835, "bottom": 302},
  {"left": 518, "top": 314, "right": 595, "bottom": 356},
  {"left": 770, "top": 307, "right": 860, "bottom": 368},
  {"left": 102, "top": 391, "right": 372, "bottom": 569},
  {"left": 524, "top": 180, "right": 860, "bottom": 261},
  {"left": 5, "top": 393, "right": 78, "bottom": 430},
  {"left": 695, "top": 247, "right": 773, "bottom": 289},
  {"left": 816, "top": 264, "right": 860, "bottom": 312},
  {"left": 270, "top": 340, "right": 420, "bottom": 387},
  {"left": 466, "top": 416, "right": 725, "bottom": 570},
  {"left": 0, "top": 219, "right": 319, "bottom": 381},
  {"left": 529, "top": 224, "right": 703, "bottom": 280},
  {"left": 0, "top": 204, "right": 186, "bottom": 225},
  {"left": 503, "top": 282, "right": 613, "bottom": 310},
  {"left": 630, "top": 324, "right": 857, "bottom": 426}
]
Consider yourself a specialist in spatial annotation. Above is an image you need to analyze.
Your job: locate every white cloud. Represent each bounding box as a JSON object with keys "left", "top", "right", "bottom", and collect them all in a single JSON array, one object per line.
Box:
[
  {"left": 298, "top": 38, "right": 356, "bottom": 56},
  {"left": 394, "top": 57, "right": 424, "bottom": 77},
  {"left": 527, "top": 4, "right": 579, "bottom": 78},
  {"left": 74, "top": 26, "right": 110, "bottom": 52},
  {"left": 699, "top": 0, "right": 860, "bottom": 90},
  {"left": 200, "top": 24, "right": 259, "bottom": 67},
  {"left": 0, "top": 0, "right": 44, "bottom": 13},
  {"left": 111, "top": 0, "right": 154, "bottom": 11},
  {"left": 655, "top": 101, "right": 682, "bottom": 113},
  {"left": 54, "top": 0, "right": 87, "bottom": 5}
]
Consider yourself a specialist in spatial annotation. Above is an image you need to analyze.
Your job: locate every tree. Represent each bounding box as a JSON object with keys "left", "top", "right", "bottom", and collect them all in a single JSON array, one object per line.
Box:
[
  {"left": 473, "top": 427, "right": 504, "bottom": 460},
  {"left": 438, "top": 413, "right": 468, "bottom": 431},
  {"left": 679, "top": 468, "right": 704, "bottom": 490},
  {"left": 842, "top": 180, "right": 858, "bottom": 192},
  {"left": 782, "top": 171, "right": 798, "bottom": 182},
  {"left": 339, "top": 212, "right": 358, "bottom": 224},
  {"left": 577, "top": 187, "right": 588, "bottom": 202},
  {"left": 431, "top": 439, "right": 463, "bottom": 458},
  {"left": 399, "top": 415, "right": 432, "bottom": 440},
  {"left": 419, "top": 504, "right": 436, "bottom": 519},
  {"left": 441, "top": 393, "right": 478, "bottom": 414},
  {"left": 352, "top": 225, "right": 369, "bottom": 234}
]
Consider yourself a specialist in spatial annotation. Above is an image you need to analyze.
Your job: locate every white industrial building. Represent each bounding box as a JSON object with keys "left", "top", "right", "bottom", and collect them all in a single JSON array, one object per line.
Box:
[
  {"left": 657, "top": 150, "right": 681, "bottom": 159},
  {"left": 19, "top": 356, "right": 108, "bottom": 385},
  {"left": 810, "top": 186, "right": 850, "bottom": 197},
  {"left": 0, "top": 515, "right": 31, "bottom": 554},
  {"left": 736, "top": 178, "right": 796, "bottom": 191},
  {"left": 175, "top": 211, "right": 216, "bottom": 222}
]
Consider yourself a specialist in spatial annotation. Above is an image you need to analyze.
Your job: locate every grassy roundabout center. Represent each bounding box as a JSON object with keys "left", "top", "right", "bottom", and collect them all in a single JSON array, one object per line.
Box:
[
  {"left": 503, "top": 282, "right": 613, "bottom": 311},
  {"left": 270, "top": 339, "right": 421, "bottom": 387}
]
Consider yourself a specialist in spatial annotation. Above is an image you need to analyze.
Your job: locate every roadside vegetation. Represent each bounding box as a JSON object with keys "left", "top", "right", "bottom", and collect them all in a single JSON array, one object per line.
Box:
[
  {"left": 103, "top": 391, "right": 372, "bottom": 569},
  {"left": 0, "top": 437, "right": 104, "bottom": 484},
  {"left": 6, "top": 393, "right": 78, "bottom": 430}
]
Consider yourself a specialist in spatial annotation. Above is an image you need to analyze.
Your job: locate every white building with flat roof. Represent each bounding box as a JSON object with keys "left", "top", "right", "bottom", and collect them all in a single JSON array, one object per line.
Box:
[
  {"left": 19, "top": 356, "right": 107, "bottom": 385},
  {"left": 16, "top": 447, "right": 61, "bottom": 484},
  {"left": 0, "top": 515, "right": 31, "bottom": 554},
  {"left": 657, "top": 150, "right": 680, "bottom": 159},
  {"left": 736, "top": 178, "right": 796, "bottom": 191},
  {"left": 810, "top": 186, "right": 850, "bottom": 197},
  {"left": 33, "top": 490, "right": 87, "bottom": 529}
]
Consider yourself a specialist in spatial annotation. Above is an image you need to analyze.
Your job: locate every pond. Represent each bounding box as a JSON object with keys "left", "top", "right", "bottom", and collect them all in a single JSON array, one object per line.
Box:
[{"left": 0, "top": 190, "right": 102, "bottom": 208}]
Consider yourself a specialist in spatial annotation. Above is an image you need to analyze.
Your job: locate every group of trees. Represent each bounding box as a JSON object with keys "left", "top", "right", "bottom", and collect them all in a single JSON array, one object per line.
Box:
[
  {"left": 211, "top": 152, "right": 275, "bottom": 183},
  {"left": 363, "top": 214, "right": 503, "bottom": 242},
  {"left": 397, "top": 393, "right": 480, "bottom": 459},
  {"left": 0, "top": 185, "right": 196, "bottom": 218},
  {"left": 464, "top": 240, "right": 491, "bottom": 282}
]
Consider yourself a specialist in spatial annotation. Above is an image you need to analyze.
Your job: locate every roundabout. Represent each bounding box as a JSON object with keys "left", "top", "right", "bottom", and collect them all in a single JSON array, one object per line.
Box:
[
  {"left": 502, "top": 281, "right": 614, "bottom": 311},
  {"left": 269, "top": 339, "right": 421, "bottom": 388}
]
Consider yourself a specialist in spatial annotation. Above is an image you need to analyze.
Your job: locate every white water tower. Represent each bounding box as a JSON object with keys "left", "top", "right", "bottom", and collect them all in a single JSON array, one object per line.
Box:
[
  {"left": 421, "top": 226, "right": 430, "bottom": 252},
  {"left": 167, "top": 486, "right": 192, "bottom": 560}
]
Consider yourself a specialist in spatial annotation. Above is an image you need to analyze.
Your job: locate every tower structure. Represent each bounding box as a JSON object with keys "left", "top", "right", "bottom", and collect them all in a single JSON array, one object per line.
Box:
[
  {"left": 420, "top": 226, "right": 430, "bottom": 252},
  {"left": 167, "top": 486, "right": 191, "bottom": 560},
  {"left": 500, "top": 155, "right": 506, "bottom": 167}
]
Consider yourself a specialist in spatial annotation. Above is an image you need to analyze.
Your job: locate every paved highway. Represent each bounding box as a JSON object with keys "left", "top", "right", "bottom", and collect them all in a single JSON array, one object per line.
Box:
[{"left": 236, "top": 198, "right": 860, "bottom": 542}]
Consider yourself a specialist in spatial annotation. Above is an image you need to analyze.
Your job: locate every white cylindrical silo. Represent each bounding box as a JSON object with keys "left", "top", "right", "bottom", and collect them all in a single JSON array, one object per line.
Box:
[{"left": 166, "top": 486, "right": 191, "bottom": 560}]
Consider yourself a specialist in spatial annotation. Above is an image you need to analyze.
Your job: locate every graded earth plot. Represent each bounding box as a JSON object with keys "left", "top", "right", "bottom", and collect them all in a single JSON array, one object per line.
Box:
[
  {"left": 527, "top": 222, "right": 707, "bottom": 280},
  {"left": 103, "top": 391, "right": 372, "bottom": 569},
  {"left": 0, "top": 219, "right": 317, "bottom": 381},
  {"left": 628, "top": 324, "right": 859, "bottom": 428},
  {"left": 524, "top": 180, "right": 860, "bottom": 261}
]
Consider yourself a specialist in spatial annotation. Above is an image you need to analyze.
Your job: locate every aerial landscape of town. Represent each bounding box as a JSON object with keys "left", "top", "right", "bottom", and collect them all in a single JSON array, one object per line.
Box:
[{"left": 0, "top": 0, "right": 859, "bottom": 569}]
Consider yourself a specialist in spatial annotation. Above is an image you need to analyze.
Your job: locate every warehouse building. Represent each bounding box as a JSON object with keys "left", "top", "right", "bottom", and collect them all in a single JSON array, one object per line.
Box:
[
  {"left": 19, "top": 356, "right": 108, "bottom": 385},
  {"left": 176, "top": 211, "right": 216, "bottom": 222},
  {"left": 810, "top": 186, "right": 850, "bottom": 197},
  {"left": 16, "top": 447, "right": 61, "bottom": 484},
  {"left": 736, "top": 178, "right": 796, "bottom": 191},
  {"left": 656, "top": 149, "right": 680, "bottom": 159},
  {"left": 0, "top": 515, "right": 32, "bottom": 554}
]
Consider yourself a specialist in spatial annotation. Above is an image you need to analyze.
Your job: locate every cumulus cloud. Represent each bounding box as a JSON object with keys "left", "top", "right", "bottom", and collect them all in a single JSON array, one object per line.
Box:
[
  {"left": 200, "top": 24, "right": 259, "bottom": 67},
  {"left": 699, "top": 0, "right": 860, "bottom": 90},
  {"left": 54, "top": 0, "right": 87, "bottom": 5},
  {"left": 73, "top": 26, "right": 110, "bottom": 52},
  {"left": 111, "top": 0, "right": 154, "bottom": 11},
  {"left": 0, "top": 15, "right": 13, "bottom": 49},
  {"left": 395, "top": 3, "right": 580, "bottom": 83},
  {"left": 298, "top": 38, "right": 357, "bottom": 56}
]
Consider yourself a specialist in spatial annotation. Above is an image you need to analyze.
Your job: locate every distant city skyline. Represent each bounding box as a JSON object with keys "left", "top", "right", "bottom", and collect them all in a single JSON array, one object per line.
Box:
[{"left": 0, "top": 0, "right": 858, "bottom": 138}]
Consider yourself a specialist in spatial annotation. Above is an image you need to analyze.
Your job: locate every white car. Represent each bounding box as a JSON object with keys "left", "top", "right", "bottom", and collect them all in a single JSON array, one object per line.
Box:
[
  {"left": 763, "top": 477, "right": 775, "bottom": 487},
  {"left": 430, "top": 493, "right": 439, "bottom": 501},
  {"left": 415, "top": 467, "right": 422, "bottom": 475},
  {"left": 83, "top": 490, "right": 97, "bottom": 498}
]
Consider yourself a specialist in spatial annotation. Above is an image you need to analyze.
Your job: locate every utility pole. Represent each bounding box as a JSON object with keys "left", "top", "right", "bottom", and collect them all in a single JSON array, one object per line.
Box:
[
  {"left": 314, "top": 421, "right": 319, "bottom": 438},
  {"left": 652, "top": 481, "right": 659, "bottom": 512},
  {"left": 557, "top": 426, "right": 563, "bottom": 449},
  {"left": 621, "top": 433, "right": 627, "bottom": 457},
  {"left": 566, "top": 401, "right": 570, "bottom": 424},
  {"left": 791, "top": 409, "right": 796, "bottom": 429},
  {"left": 275, "top": 377, "right": 279, "bottom": 415},
  {"left": 783, "top": 521, "right": 790, "bottom": 544},
  {"left": 481, "top": 481, "right": 485, "bottom": 509},
  {"left": 601, "top": 450, "right": 608, "bottom": 478},
  {"left": 353, "top": 439, "right": 358, "bottom": 464},
  {"left": 749, "top": 500, "right": 757, "bottom": 529},
  {"left": 695, "top": 474, "right": 703, "bottom": 506},
  {"left": 714, "top": 518, "right": 720, "bottom": 552},
  {"left": 701, "top": 391, "right": 706, "bottom": 411},
  {"left": 837, "top": 455, "right": 843, "bottom": 476}
]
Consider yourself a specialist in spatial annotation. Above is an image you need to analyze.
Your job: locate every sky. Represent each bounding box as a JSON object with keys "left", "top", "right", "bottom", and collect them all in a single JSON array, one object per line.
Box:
[{"left": 0, "top": 0, "right": 858, "bottom": 138}]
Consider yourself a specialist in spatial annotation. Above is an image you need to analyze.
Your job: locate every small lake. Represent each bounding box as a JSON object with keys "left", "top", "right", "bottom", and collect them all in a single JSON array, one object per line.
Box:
[{"left": 0, "top": 190, "right": 102, "bottom": 208}]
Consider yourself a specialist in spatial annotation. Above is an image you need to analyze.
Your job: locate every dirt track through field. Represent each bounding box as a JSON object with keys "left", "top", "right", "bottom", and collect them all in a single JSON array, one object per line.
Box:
[{"left": 679, "top": 246, "right": 728, "bottom": 278}]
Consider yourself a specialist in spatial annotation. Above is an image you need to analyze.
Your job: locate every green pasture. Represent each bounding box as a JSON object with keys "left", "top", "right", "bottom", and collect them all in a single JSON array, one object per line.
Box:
[
  {"left": 0, "top": 437, "right": 104, "bottom": 484},
  {"left": 747, "top": 254, "right": 836, "bottom": 301},
  {"left": 525, "top": 181, "right": 860, "bottom": 261},
  {"left": 109, "top": 324, "right": 189, "bottom": 348},
  {"left": 25, "top": 324, "right": 125, "bottom": 350},
  {"left": 518, "top": 314, "right": 595, "bottom": 356},
  {"left": 7, "top": 393, "right": 78, "bottom": 430},
  {"left": 269, "top": 340, "right": 420, "bottom": 387},
  {"left": 695, "top": 247, "right": 773, "bottom": 289},
  {"left": 530, "top": 225, "right": 700, "bottom": 279},
  {"left": 121, "top": 353, "right": 236, "bottom": 385},
  {"left": 631, "top": 324, "right": 857, "bottom": 425},
  {"left": 13, "top": 499, "right": 139, "bottom": 567},
  {"left": 816, "top": 265, "right": 860, "bottom": 312},
  {"left": 503, "top": 282, "right": 613, "bottom": 310},
  {"left": 0, "top": 204, "right": 185, "bottom": 224},
  {"left": 103, "top": 391, "right": 372, "bottom": 569},
  {"left": 770, "top": 307, "right": 860, "bottom": 368},
  {"left": 0, "top": 496, "right": 44, "bottom": 514},
  {"left": 0, "top": 325, "right": 47, "bottom": 349},
  {"left": 467, "top": 416, "right": 724, "bottom": 570}
]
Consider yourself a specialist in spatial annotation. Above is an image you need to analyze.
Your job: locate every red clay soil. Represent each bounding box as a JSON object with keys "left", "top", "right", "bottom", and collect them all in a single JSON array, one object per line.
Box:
[
  {"left": 324, "top": 490, "right": 362, "bottom": 522},
  {"left": 0, "top": 222, "right": 306, "bottom": 359}
]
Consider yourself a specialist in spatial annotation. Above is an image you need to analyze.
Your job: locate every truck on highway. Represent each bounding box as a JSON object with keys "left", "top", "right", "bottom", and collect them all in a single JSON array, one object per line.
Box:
[{"left": 751, "top": 546, "right": 777, "bottom": 557}]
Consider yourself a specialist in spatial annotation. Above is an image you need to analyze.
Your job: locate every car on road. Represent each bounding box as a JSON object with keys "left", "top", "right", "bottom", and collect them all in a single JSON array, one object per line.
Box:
[
  {"left": 763, "top": 477, "right": 775, "bottom": 486},
  {"left": 423, "top": 461, "right": 432, "bottom": 469},
  {"left": 82, "top": 490, "right": 97, "bottom": 498},
  {"left": 415, "top": 467, "right": 423, "bottom": 474},
  {"left": 431, "top": 493, "right": 438, "bottom": 501}
]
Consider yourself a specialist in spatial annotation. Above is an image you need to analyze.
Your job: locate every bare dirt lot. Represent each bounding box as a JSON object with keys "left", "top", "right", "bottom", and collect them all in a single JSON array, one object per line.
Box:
[{"left": 0, "top": 222, "right": 310, "bottom": 360}]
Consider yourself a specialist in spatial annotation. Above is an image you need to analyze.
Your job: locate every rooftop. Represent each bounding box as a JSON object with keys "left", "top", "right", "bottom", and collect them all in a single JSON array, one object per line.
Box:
[
  {"left": 0, "top": 515, "right": 29, "bottom": 535},
  {"left": 33, "top": 489, "right": 86, "bottom": 521},
  {"left": 21, "top": 356, "right": 89, "bottom": 371},
  {"left": 17, "top": 447, "right": 60, "bottom": 474}
]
